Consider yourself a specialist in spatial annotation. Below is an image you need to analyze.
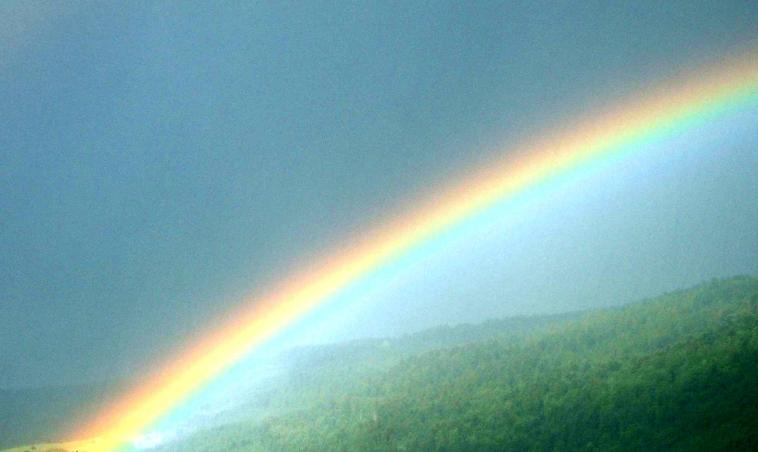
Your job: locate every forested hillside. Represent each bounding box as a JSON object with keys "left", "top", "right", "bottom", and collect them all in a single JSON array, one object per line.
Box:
[{"left": 160, "top": 276, "right": 758, "bottom": 451}]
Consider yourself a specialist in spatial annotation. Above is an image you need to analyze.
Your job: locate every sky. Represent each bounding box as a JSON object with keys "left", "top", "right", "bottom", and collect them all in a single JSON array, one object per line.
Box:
[{"left": 1, "top": 1, "right": 757, "bottom": 389}]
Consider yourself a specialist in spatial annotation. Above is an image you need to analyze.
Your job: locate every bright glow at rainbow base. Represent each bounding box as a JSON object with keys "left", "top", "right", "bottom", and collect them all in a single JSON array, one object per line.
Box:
[{"left": 73, "top": 52, "right": 758, "bottom": 450}]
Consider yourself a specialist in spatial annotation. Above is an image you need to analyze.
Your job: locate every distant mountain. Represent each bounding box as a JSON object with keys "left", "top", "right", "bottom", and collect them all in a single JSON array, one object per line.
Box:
[{"left": 161, "top": 275, "right": 758, "bottom": 451}]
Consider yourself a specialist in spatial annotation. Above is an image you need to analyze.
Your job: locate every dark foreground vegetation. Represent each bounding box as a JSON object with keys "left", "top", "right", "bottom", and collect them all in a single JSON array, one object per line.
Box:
[{"left": 160, "top": 276, "right": 758, "bottom": 451}]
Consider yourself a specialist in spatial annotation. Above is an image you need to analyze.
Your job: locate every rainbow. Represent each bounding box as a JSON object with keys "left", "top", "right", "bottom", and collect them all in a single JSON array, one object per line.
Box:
[{"left": 75, "top": 52, "right": 757, "bottom": 450}]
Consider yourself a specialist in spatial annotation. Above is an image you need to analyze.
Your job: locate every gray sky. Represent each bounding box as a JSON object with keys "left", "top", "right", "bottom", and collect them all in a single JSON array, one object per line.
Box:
[{"left": 1, "top": 1, "right": 756, "bottom": 388}]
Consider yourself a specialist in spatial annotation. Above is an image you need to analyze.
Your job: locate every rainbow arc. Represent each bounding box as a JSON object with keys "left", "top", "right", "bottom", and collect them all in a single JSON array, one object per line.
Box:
[{"left": 75, "top": 52, "right": 757, "bottom": 450}]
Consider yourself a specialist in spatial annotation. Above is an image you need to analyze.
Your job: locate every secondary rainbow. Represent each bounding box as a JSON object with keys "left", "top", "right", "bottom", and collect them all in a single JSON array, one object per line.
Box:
[{"left": 75, "top": 52, "right": 758, "bottom": 450}]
